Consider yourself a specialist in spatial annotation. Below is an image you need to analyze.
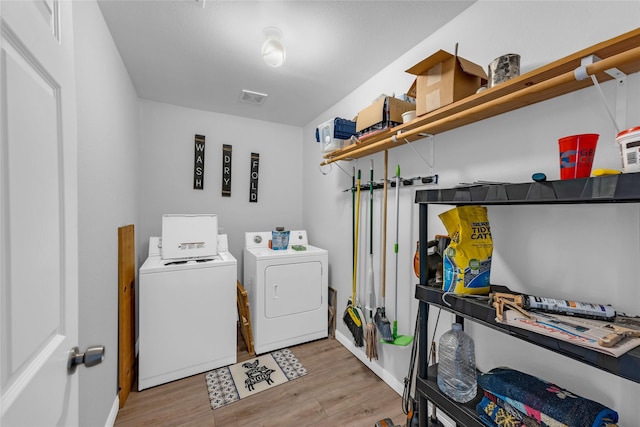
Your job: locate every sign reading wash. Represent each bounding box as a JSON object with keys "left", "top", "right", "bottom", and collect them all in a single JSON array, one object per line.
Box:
[{"left": 193, "top": 134, "right": 205, "bottom": 189}]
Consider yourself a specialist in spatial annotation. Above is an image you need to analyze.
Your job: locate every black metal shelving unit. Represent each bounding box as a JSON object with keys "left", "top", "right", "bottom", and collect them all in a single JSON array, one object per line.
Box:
[
  {"left": 415, "top": 173, "right": 640, "bottom": 205},
  {"left": 414, "top": 173, "right": 640, "bottom": 427}
]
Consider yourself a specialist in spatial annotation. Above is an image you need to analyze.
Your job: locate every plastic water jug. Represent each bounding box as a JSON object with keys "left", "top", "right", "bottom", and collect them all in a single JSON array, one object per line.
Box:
[{"left": 437, "top": 323, "right": 477, "bottom": 403}]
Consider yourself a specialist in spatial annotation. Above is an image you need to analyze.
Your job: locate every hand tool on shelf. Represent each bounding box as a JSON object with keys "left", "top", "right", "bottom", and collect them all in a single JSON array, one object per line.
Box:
[
  {"left": 599, "top": 316, "right": 640, "bottom": 347},
  {"left": 490, "top": 289, "right": 640, "bottom": 347},
  {"left": 489, "top": 288, "right": 615, "bottom": 321},
  {"left": 489, "top": 292, "right": 534, "bottom": 322}
]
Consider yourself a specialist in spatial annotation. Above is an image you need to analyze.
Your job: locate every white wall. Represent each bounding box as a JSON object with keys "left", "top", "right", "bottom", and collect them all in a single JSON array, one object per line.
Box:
[
  {"left": 74, "top": 5, "right": 304, "bottom": 426},
  {"left": 302, "top": 1, "right": 640, "bottom": 423},
  {"left": 137, "top": 100, "right": 304, "bottom": 280},
  {"left": 73, "top": 1, "right": 140, "bottom": 426}
]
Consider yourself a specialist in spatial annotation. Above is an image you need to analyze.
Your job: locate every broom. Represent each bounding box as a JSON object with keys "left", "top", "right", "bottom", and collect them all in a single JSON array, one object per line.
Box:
[
  {"left": 375, "top": 151, "right": 393, "bottom": 342},
  {"left": 343, "top": 169, "right": 364, "bottom": 347},
  {"left": 365, "top": 160, "right": 378, "bottom": 360},
  {"left": 390, "top": 164, "right": 413, "bottom": 347}
]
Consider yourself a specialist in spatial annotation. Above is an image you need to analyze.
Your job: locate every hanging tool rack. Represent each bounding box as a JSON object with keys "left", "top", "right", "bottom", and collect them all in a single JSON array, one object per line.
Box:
[{"left": 343, "top": 175, "right": 438, "bottom": 193}]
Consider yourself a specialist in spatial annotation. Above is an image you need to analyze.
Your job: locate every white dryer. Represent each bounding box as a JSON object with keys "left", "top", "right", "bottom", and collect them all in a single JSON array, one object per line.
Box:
[
  {"left": 244, "top": 230, "right": 328, "bottom": 354},
  {"left": 138, "top": 232, "right": 237, "bottom": 391}
]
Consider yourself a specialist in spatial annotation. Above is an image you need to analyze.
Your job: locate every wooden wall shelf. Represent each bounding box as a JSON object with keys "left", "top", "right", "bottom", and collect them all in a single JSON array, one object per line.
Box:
[{"left": 320, "top": 28, "right": 640, "bottom": 166}]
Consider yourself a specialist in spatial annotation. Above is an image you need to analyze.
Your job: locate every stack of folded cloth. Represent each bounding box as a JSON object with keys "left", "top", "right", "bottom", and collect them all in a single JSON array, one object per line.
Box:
[{"left": 476, "top": 367, "right": 619, "bottom": 427}]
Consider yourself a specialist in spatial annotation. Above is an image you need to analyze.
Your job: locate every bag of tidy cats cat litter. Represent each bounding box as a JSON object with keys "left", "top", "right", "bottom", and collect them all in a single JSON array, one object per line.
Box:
[{"left": 438, "top": 205, "right": 492, "bottom": 295}]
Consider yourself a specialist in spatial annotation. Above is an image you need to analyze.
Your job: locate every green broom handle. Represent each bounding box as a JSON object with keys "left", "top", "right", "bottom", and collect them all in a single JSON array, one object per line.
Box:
[
  {"left": 368, "top": 160, "right": 375, "bottom": 317},
  {"left": 381, "top": 151, "right": 388, "bottom": 305},
  {"left": 394, "top": 164, "right": 401, "bottom": 333}
]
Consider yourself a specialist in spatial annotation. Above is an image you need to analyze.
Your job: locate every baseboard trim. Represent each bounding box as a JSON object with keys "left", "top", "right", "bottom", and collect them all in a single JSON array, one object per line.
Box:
[
  {"left": 334, "top": 330, "right": 405, "bottom": 395},
  {"left": 105, "top": 395, "right": 119, "bottom": 427},
  {"left": 335, "top": 331, "right": 456, "bottom": 426}
]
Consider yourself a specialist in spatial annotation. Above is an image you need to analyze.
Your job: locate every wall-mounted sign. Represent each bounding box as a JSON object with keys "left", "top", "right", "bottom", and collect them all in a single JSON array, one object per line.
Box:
[
  {"left": 193, "top": 134, "right": 205, "bottom": 190},
  {"left": 249, "top": 153, "right": 259, "bottom": 203},
  {"left": 222, "top": 144, "right": 232, "bottom": 197}
]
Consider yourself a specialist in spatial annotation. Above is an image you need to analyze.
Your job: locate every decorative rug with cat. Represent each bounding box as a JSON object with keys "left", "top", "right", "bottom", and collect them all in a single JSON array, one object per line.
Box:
[{"left": 205, "top": 348, "right": 307, "bottom": 410}]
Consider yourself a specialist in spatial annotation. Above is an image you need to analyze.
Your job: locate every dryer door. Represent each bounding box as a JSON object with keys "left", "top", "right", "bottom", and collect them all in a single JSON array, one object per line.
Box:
[{"left": 264, "top": 261, "right": 322, "bottom": 318}]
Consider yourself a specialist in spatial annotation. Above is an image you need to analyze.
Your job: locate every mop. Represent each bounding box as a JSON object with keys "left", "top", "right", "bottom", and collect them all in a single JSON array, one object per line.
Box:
[
  {"left": 343, "top": 169, "right": 364, "bottom": 347},
  {"left": 389, "top": 164, "right": 413, "bottom": 347},
  {"left": 365, "top": 160, "right": 378, "bottom": 360},
  {"left": 375, "top": 151, "right": 393, "bottom": 342}
]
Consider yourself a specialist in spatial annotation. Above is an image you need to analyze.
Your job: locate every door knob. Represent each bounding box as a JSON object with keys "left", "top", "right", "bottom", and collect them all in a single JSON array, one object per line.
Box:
[{"left": 67, "top": 345, "right": 105, "bottom": 373}]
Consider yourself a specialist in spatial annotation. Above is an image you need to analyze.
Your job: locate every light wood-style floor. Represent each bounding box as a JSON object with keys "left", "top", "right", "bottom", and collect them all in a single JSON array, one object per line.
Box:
[{"left": 114, "top": 327, "right": 406, "bottom": 427}]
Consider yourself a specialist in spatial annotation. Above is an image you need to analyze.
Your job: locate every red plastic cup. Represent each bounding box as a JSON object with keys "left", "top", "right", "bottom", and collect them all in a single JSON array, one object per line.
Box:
[{"left": 558, "top": 134, "right": 599, "bottom": 179}]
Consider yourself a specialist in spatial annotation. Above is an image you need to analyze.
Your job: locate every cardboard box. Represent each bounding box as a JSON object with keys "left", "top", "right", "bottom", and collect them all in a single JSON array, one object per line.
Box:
[
  {"left": 356, "top": 96, "right": 415, "bottom": 135},
  {"left": 406, "top": 50, "right": 487, "bottom": 116}
]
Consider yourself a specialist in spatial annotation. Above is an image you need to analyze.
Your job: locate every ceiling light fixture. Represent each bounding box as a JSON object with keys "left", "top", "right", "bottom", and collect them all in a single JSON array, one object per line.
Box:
[{"left": 261, "top": 27, "right": 285, "bottom": 68}]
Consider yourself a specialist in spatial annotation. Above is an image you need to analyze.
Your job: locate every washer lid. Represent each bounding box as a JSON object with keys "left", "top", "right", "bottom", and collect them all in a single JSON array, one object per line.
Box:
[
  {"left": 148, "top": 237, "right": 161, "bottom": 257},
  {"left": 140, "top": 251, "right": 237, "bottom": 273},
  {"left": 161, "top": 214, "right": 218, "bottom": 260}
]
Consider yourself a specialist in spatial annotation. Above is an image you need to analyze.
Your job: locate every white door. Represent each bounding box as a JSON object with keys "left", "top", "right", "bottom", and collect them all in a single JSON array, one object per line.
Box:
[{"left": 1, "top": 1, "right": 81, "bottom": 425}]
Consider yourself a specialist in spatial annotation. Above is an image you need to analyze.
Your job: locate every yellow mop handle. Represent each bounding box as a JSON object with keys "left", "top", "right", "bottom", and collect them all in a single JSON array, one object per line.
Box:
[{"left": 353, "top": 170, "right": 361, "bottom": 303}]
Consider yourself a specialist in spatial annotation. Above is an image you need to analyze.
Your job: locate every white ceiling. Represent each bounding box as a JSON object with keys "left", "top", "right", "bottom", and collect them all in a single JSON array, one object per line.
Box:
[{"left": 97, "top": 0, "right": 474, "bottom": 127}]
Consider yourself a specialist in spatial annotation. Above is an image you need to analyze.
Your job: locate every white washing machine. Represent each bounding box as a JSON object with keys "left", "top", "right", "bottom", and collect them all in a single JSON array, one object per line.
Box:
[
  {"left": 138, "top": 232, "right": 237, "bottom": 390},
  {"left": 244, "top": 230, "right": 328, "bottom": 354}
]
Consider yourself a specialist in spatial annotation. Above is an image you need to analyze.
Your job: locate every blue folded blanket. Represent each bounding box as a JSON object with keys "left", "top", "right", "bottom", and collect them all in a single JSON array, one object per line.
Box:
[
  {"left": 477, "top": 367, "right": 618, "bottom": 427},
  {"left": 477, "top": 392, "right": 542, "bottom": 427},
  {"left": 478, "top": 406, "right": 500, "bottom": 427}
]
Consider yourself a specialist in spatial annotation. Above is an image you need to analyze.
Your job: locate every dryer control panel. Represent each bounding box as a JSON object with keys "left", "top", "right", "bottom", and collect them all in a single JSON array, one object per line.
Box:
[
  {"left": 288, "top": 230, "right": 308, "bottom": 246},
  {"left": 245, "top": 230, "right": 309, "bottom": 250}
]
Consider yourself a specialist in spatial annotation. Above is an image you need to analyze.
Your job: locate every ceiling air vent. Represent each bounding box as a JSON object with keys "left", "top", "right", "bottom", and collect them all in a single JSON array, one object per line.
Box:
[{"left": 239, "top": 89, "right": 268, "bottom": 105}]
